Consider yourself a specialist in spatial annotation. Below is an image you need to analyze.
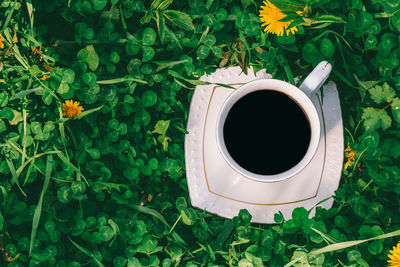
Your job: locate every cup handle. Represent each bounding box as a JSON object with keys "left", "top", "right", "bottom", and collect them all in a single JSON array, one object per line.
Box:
[{"left": 299, "top": 61, "right": 332, "bottom": 98}]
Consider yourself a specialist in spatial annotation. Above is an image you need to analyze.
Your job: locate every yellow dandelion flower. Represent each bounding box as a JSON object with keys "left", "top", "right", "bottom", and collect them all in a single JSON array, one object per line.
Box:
[
  {"left": 259, "top": 1, "right": 301, "bottom": 36},
  {"left": 388, "top": 243, "right": 400, "bottom": 267},
  {"left": 344, "top": 157, "right": 355, "bottom": 170},
  {"left": 62, "top": 100, "right": 84, "bottom": 118},
  {"left": 0, "top": 33, "right": 5, "bottom": 49},
  {"left": 347, "top": 150, "right": 355, "bottom": 158},
  {"left": 40, "top": 75, "right": 50, "bottom": 80},
  {"left": 344, "top": 145, "right": 352, "bottom": 152},
  {"left": 344, "top": 144, "right": 355, "bottom": 170}
]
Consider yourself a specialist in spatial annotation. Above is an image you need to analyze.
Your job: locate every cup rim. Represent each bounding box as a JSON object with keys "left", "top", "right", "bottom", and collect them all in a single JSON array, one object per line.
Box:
[{"left": 216, "top": 79, "right": 321, "bottom": 182}]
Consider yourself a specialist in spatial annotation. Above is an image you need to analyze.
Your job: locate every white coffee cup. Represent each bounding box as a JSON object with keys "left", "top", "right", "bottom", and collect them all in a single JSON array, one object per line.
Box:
[{"left": 216, "top": 61, "right": 332, "bottom": 182}]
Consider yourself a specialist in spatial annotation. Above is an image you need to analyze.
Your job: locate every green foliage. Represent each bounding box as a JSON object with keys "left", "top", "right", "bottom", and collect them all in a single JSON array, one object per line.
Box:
[
  {"left": 1, "top": 0, "right": 400, "bottom": 266},
  {"left": 78, "top": 45, "right": 100, "bottom": 72}
]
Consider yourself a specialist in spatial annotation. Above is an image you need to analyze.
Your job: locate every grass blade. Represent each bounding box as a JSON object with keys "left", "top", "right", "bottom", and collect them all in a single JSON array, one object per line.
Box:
[
  {"left": 0, "top": 185, "right": 8, "bottom": 205},
  {"left": 122, "top": 202, "right": 188, "bottom": 247},
  {"left": 96, "top": 77, "right": 147, "bottom": 85},
  {"left": 10, "top": 87, "right": 42, "bottom": 101},
  {"left": 29, "top": 155, "right": 53, "bottom": 256},
  {"left": 212, "top": 219, "right": 235, "bottom": 251},
  {"left": 284, "top": 229, "right": 400, "bottom": 267},
  {"left": 69, "top": 237, "right": 105, "bottom": 267},
  {"left": 124, "top": 203, "right": 170, "bottom": 226},
  {"left": 154, "top": 59, "right": 189, "bottom": 72},
  {"left": 335, "top": 35, "right": 354, "bottom": 84},
  {"left": 119, "top": 4, "right": 127, "bottom": 31},
  {"left": 310, "top": 227, "right": 341, "bottom": 244},
  {"left": 17, "top": 149, "right": 61, "bottom": 179},
  {"left": 332, "top": 69, "right": 357, "bottom": 88},
  {"left": 23, "top": 143, "right": 38, "bottom": 186},
  {"left": 26, "top": 0, "right": 34, "bottom": 31},
  {"left": 74, "top": 105, "right": 103, "bottom": 120},
  {"left": 165, "top": 25, "right": 183, "bottom": 49},
  {"left": 168, "top": 70, "right": 235, "bottom": 88},
  {"left": 310, "top": 229, "right": 400, "bottom": 256},
  {"left": 2, "top": 7, "right": 15, "bottom": 31},
  {"left": 12, "top": 44, "right": 30, "bottom": 70},
  {"left": 284, "top": 64, "right": 295, "bottom": 85},
  {"left": 21, "top": 109, "right": 28, "bottom": 170},
  {"left": 5, "top": 158, "right": 27, "bottom": 197}
]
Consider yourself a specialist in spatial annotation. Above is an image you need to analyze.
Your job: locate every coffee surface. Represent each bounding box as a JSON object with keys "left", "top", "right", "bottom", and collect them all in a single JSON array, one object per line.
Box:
[{"left": 223, "top": 90, "right": 311, "bottom": 175}]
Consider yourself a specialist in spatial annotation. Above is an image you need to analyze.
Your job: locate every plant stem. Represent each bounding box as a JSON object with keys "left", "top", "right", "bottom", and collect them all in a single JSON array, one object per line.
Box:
[
  {"left": 53, "top": 38, "right": 128, "bottom": 46},
  {"left": 169, "top": 213, "right": 182, "bottom": 234}
]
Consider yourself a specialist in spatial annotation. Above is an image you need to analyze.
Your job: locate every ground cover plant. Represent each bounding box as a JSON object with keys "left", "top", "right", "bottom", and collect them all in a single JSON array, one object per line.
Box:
[{"left": 1, "top": 0, "right": 400, "bottom": 266}]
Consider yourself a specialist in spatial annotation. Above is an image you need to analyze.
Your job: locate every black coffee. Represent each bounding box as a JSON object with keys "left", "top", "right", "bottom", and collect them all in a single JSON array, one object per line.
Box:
[{"left": 223, "top": 90, "right": 311, "bottom": 175}]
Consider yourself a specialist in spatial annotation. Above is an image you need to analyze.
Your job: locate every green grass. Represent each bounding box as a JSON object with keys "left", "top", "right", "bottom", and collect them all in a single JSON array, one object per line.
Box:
[{"left": 1, "top": 0, "right": 400, "bottom": 266}]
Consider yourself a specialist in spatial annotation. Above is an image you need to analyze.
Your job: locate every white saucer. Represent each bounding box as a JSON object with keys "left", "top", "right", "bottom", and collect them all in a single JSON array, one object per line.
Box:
[{"left": 185, "top": 67, "right": 344, "bottom": 224}]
